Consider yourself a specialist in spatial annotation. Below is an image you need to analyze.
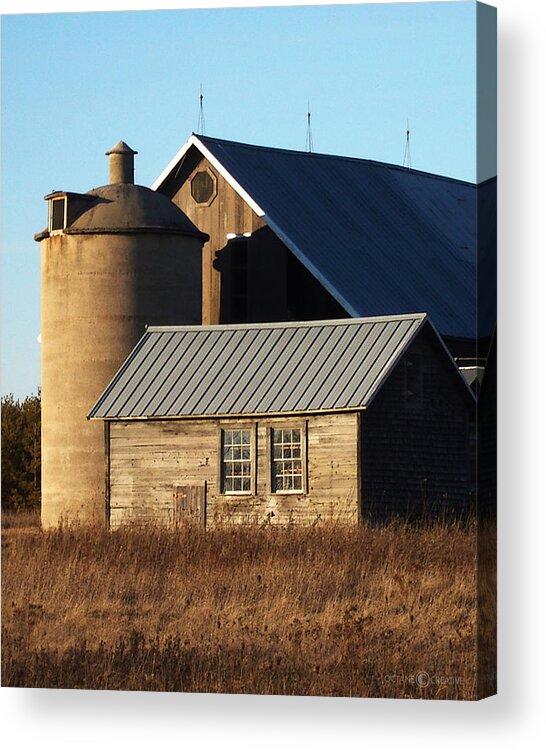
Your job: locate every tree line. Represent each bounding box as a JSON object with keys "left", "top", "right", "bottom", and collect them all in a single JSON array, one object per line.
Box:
[{"left": 1, "top": 392, "right": 41, "bottom": 512}]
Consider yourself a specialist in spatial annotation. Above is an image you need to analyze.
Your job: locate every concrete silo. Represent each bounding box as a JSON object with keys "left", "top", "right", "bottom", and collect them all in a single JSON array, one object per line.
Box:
[{"left": 35, "top": 142, "right": 208, "bottom": 528}]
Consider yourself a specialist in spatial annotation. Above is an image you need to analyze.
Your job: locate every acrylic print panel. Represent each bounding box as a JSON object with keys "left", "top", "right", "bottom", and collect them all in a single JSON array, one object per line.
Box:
[{"left": 1, "top": 1, "right": 496, "bottom": 700}]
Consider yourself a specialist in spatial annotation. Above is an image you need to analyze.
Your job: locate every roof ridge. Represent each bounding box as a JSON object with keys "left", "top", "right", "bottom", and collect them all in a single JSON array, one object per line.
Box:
[
  {"left": 196, "top": 134, "right": 478, "bottom": 186},
  {"left": 146, "top": 313, "right": 428, "bottom": 334}
]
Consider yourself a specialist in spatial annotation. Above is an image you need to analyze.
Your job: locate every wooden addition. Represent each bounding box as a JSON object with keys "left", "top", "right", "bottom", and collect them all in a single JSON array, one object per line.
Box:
[{"left": 104, "top": 328, "right": 474, "bottom": 528}]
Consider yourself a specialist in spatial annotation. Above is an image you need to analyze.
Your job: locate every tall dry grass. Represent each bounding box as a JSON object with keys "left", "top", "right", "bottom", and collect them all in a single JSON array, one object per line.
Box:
[{"left": 1, "top": 517, "right": 495, "bottom": 699}]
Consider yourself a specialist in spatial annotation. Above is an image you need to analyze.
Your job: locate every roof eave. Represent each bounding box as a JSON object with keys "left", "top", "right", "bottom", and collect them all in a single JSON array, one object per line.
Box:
[{"left": 89, "top": 405, "right": 367, "bottom": 422}]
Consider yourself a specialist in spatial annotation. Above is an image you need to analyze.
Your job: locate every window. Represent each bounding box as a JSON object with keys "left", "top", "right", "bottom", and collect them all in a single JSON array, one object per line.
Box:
[
  {"left": 271, "top": 428, "right": 304, "bottom": 493},
  {"left": 221, "top": 429, "right": 252, "bottom": 494},
  {"left": 49, "top": 197, "right": 66, "bottom": 232},
  {"left": 404, "top": 355, "right": 423, "bottom": 408},
  {"left": 191, "top": 170, "right": 216, "bottom": 204}
]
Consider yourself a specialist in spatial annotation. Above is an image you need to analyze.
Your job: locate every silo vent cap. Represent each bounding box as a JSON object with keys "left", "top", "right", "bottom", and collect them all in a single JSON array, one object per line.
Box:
[
  {"left": 106, "top": 141, "right": 138, "bottom": 185},
  {"left": 105, "top": 140, "right": 138, "bottom": 156}
]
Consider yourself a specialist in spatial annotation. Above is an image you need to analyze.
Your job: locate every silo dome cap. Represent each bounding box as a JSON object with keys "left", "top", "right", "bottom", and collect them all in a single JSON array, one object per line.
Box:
[
  {"left": 66, "top": 184, "right": 208, "bottom": 239},
  {"left": 105, "top": 140, "right": 138, "bottom": 156},
  {"left": 34, "top": 183, "right": 209, "bottom": 242}
]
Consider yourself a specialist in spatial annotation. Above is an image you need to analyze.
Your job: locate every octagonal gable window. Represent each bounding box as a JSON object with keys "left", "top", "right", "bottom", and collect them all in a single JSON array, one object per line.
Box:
[{"left": 191, "top": 170, "right": 216, "bottom": 205}]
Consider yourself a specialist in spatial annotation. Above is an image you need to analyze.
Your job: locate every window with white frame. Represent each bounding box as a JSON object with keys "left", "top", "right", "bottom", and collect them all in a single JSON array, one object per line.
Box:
[
  {"left": 271, "top": 428, "right": 304, "bottom": 493},
  {"left": 221, "top": 428, "right": 252, "bottom": 493}
]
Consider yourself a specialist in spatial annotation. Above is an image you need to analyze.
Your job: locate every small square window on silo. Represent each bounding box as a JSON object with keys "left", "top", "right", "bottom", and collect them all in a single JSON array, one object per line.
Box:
[
  {"left": 50, "top": 198, "right": 66, "bottom": 231},
  {"left": 191, "top": 170, "right": 216, "bottom": 204}
]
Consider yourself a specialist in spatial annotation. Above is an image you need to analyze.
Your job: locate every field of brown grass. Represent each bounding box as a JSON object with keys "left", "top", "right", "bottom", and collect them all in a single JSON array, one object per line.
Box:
[{"left": 1, "top": 515, "right": 495, "bottom": 699}]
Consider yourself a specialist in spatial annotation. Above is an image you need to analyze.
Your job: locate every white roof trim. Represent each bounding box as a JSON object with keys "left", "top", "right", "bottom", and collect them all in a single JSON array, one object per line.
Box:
[
  {"left": 151, "top": 134, "right": 265, "bottom": 218},
  {"left": 151, "top": 137, "right": 195, "bottom": 191}
]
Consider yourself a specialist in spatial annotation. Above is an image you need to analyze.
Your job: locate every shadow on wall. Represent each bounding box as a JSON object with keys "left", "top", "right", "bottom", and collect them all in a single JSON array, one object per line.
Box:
[{"left": 213, "top": 226, "right": 349, "bottom": 325}]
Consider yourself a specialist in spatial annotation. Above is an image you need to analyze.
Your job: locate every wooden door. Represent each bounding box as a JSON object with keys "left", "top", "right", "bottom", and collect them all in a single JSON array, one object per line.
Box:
[{"left": 173, "top": 484, "right": 206, "bottom": 528}]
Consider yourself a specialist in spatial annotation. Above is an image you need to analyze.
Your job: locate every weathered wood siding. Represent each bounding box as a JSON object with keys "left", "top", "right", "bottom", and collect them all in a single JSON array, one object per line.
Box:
[
  {"left": 108, "top": 412, "right": 359, "bottom": 528},
  {"left": 167, "top": 149, "right": 273, "bottom": 325},
  {"left": 360, "top": 327, "right": 474, "bottom": 520},
  {"left": 165, "top": 148, "right": 347, "bottom": 326}
]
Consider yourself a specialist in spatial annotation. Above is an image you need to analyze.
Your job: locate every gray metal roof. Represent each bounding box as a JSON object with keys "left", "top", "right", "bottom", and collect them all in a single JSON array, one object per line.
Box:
[
  {"left": 155, "top": 135, "right": 497, "bottom": 340},
  {"left": 89, "top": 313, "right": 437, "bottom": 420}
]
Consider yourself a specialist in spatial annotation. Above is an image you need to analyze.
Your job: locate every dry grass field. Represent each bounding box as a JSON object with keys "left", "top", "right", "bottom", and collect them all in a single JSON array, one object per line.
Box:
[{"left": 1, "top": 514, "right": 495, "bottom": 699}]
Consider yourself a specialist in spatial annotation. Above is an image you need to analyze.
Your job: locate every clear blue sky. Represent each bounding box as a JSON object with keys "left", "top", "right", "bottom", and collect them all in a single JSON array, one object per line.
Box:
[{"left": 1, "top": 1, "right": 483, "bottom": 398}]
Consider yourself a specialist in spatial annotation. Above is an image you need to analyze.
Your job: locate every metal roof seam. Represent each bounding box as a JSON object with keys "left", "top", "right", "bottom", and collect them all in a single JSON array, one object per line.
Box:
[
  {"left": 261, "top": 325, "right": 338, "bottom": 413},
  {"left": 231, "top": 327, "right": 302, "bottom": 414},
  {"left": 134, "top": 331, "right": 203, "bottom": 417},
  {"left": 185, "top": 328, "right": 255, "bottom": 415},
  {"left": 116, "top": 331, "right": 186, "bottom": 417},
  {"left": 341, "top": 319, "right": 409, "bottom": 406},
  {"left": 271, "top": 325, "right": 338, "bottom": 413},
  {"left": 226, "top": 326, "right": 309, "bottom": 415},
  {"left": 88, "top": 331, "right": 151, "bottom": 418},
  {"left": 203, "top": 328, "right": 272, "bottom": 415},
  {"left": 158, "top": 329, "right": 234, "bottom": 416},
  {"left": 233, "top": 327, "right": 306, "bottom": 414},
  {"left": 101, "top": 331, "right": 165, "bottom": 419},
  {"left": 296, "top": 324, "right": 358, "bottom": 413},
  {"left": 323, "top": 322, "right": 388, "bottom": 407},
  {"left": 352, "top": 318, "right": 424, "bottom": 409},
  {"left": 314, "top": 322, "right": 376, "bottom": 410}
]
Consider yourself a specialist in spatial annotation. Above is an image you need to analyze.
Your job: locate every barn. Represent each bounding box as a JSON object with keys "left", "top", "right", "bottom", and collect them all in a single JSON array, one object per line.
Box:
[
  {"left": 89, "top": 313, "right": 475, "bottom": 528},
  {"left": 35, "top": 135, "right": 494, "bottom": 528},
  {"left": 153, "top": 134, "right": 497, "bottom": 363}
]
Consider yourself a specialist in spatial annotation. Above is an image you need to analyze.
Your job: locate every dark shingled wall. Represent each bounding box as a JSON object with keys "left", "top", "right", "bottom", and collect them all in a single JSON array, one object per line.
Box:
[{"left": 360, "top": 326, "right": 475, "bottom": 521}]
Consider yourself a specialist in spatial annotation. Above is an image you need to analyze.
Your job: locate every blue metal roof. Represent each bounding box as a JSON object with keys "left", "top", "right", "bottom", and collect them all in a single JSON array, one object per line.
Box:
[{"left": 159, "top": 136, "right": 496, "bottom": 340}]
